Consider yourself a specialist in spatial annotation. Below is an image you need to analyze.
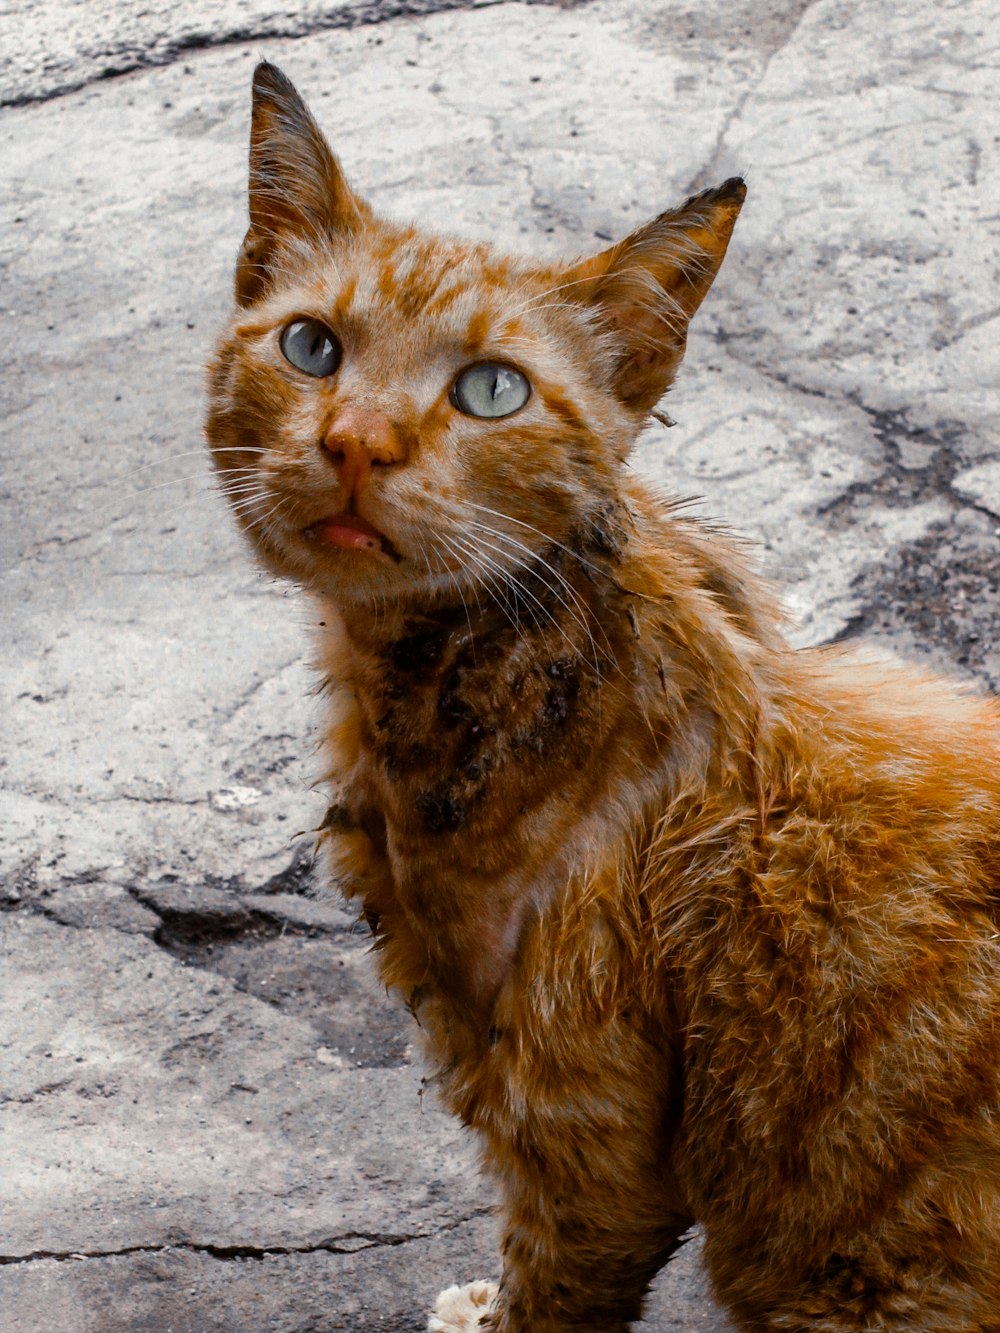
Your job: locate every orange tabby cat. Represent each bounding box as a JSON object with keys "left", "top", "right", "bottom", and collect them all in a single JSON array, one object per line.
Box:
[{"left": 206, "top": 62, "right": 1000, "bottom": 1332}]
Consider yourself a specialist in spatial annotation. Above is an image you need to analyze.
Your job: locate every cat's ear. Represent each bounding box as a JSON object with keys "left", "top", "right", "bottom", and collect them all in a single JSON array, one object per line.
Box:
[
  {"left": 235, "top": 61, "right": 370, "bottom": 306},
  {"left": 568, "top": 178, "right": 746, "bottom": 414}
]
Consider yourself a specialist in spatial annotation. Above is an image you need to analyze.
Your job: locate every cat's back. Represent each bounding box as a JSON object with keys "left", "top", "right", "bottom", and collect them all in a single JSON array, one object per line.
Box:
[
  {"left": 789, "top": 646, "right": 1000, "bottom": 910},
  {"left": 802, "top": 643, "right": 1000, "bottom": 767},
  {"left": 668, "top": 647, "right": 1000, "bottom": 1324},
  {"left": 688, "top": 644, "right": 1000, "bottom": 975}
]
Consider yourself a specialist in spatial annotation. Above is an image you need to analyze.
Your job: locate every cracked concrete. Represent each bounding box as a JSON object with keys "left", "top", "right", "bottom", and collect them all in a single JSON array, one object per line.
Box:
[
  {"left": 0, "top": 0, "right": 592, "bottom": 108},
  {"left": 2, "top": 1207, "right": 498, "bottom": 1265},
  {"left": 2, "top": 0, "right": 998, "bottom": 1328}
]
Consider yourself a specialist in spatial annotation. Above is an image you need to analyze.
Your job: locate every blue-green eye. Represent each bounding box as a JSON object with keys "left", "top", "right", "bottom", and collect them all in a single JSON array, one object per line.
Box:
[
  {"left": 280, "top": 319, "right": 341, "bottom": 377},
  {"left": 451, "top": 362, "right": 531, "bottom": 419}
]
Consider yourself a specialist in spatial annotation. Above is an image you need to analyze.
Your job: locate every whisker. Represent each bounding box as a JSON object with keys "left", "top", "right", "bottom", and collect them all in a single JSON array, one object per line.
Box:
[
  {"left": 112, "top": 470, "right": 218, "bottom": 504},
  {"left": 466, "top": 501, "right": 605, "bottom": 579},
  {"left": 224, "top": 491, "right": 271, "bottom": 517},
  {"left": 429, "top": 533, "right": 477, "bottom": 650},
  {"left": 467, "top": 520, "right": 614, "bottom": 668},
  {"left": 443, "top": 533, "right": 524, "bottom": 643},
  {"left": 241, "top": 492, "right": 289, "bottom": 538},
  {"left": 454, "top": 534, "right": 576, "bottom": 648},
  {"left": 133, "top": 487, "right": 242, "bottom": 527},
  {"left": 465, "top": 525, "right": 605, "bottom": 672},
  {"left": 113, "top": 448, "right": 255, "bottom": 484},
  {"left": 219, "top": 479, "right": 275, "bottom": 499}
]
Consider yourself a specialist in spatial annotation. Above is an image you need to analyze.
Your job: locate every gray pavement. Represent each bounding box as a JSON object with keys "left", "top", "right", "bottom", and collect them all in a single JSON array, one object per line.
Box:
[{"left": 2, "top": 0, "right": 998, "bottom": 1329}]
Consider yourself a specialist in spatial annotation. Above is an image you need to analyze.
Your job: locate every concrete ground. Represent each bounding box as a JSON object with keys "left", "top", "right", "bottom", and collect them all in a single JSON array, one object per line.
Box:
[{"left": 1, "top": 0, "right": 997, "bottom": 1329}]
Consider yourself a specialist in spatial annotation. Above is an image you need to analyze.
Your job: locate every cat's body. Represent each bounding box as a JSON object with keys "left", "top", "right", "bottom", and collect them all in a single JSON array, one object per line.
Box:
[{"left": 207, "top": 64, "right": 1000, "bottom": 1331}]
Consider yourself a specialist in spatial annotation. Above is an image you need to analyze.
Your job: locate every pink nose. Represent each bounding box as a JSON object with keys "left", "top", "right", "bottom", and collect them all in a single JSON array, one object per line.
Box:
[{"left": 322, "top": 407, "right": 407, "bottom": 501}]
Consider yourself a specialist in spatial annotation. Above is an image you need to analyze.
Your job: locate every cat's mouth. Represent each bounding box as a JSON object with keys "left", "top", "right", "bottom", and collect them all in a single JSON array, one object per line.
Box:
[{"left": 304, "top": 511, "right": 401, "bottom": 562}]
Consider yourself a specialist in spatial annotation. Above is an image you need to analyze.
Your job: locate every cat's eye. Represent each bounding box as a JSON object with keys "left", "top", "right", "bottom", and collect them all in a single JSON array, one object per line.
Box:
[
  {"left": 451, "top": 362, "right": 531, "bottom": 419},
  {"left": 280, "top": 318, "right": 341, "bottom": 377}
]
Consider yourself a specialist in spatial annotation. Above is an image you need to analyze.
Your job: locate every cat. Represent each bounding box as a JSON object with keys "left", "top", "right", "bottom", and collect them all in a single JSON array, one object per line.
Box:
[{"left": 206, "top": 61, "right": 1000, "bottom": 1332}]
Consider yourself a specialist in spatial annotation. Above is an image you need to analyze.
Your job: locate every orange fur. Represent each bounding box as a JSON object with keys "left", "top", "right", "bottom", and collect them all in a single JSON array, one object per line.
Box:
[{"left": 206, "top": 63, "right": 1000, "bottom": 1331}]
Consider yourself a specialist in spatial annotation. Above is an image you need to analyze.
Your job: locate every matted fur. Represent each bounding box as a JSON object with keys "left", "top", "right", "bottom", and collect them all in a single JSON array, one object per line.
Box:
[{"left": 206, "top": 63, "right": 1000, "bottom": 1332}]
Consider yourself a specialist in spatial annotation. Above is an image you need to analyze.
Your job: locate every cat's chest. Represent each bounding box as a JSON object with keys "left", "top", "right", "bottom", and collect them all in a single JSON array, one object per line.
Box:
[
  {"left": 354, "top": 614, "right": 608, "bottom": 846},
  {"left": 326, "top": 612, "right": 618, "bottom": 1010}
]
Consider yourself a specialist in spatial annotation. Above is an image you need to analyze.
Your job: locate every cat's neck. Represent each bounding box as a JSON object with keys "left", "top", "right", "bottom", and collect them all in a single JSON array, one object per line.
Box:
[{"left": 320, "top": 512, "right": 773, "bottom": 1022}]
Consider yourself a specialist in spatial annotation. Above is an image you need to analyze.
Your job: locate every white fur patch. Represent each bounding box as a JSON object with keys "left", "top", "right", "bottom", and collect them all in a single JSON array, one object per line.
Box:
[{"left": 427, "top": 1279, "right": 499, "bottom": 1331}]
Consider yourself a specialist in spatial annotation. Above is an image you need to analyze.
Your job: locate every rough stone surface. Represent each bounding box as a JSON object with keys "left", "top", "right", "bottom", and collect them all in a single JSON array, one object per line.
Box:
[
  {"left": 1, "top": 0, "right": 997, "bottom": 1328},
  {"left": 0, "top": 0, "right": 569, "bottom": 107}
]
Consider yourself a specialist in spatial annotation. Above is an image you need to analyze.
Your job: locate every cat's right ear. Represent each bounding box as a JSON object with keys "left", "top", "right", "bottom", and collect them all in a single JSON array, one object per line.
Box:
[
  {"left": 235, "top": 62, "right": 370, "bottom": 306},
  {"left": 563, "top": 179, "right": 746, "bottom": 414}
]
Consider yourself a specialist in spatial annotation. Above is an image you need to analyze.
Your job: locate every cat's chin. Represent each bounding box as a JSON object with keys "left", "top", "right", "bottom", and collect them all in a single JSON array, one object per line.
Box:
[
  {"left": 304, "top": 512, "right": 402, "bottom": 563},
  {"left": 268, "top": 525, "right": 462, "bottom": 610}
]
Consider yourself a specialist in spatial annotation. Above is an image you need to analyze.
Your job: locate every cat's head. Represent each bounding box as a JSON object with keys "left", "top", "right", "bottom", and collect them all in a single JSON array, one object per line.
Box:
[{"left": 206, "top": 62, "right": 744, "bottom": 610}]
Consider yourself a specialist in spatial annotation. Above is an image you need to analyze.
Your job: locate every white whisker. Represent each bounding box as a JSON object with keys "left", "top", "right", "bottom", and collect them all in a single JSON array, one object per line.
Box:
[
  {"left": 466, "top": 501, "right": 605, "bottom": 579},
  {"left": 444, "top": 533, "right": 527, "bottom": 645},
  {"left": 464, "top": 524, "right": 605, "bottom": 672}
]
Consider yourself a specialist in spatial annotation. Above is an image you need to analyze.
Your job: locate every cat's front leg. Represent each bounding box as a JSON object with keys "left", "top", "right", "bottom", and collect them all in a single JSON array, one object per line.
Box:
[
  {"left": 428, "top": 1159, "right": 689, "bottom": 1332},
  {"left": 485, "top": 1204, "right": 689, "bottom": 1333},
  {"left": 435, "top": 1104, "right": 691, "bottom": 1333}
]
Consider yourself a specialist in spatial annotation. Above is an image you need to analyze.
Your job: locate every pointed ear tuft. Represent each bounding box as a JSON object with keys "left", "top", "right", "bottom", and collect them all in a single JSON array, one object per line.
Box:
[
  {"left": 569, "top": 177, "right": 746, "bottom": 413},
  {"left": 235, "top": 62, "right": 370, "bottom": 306}
]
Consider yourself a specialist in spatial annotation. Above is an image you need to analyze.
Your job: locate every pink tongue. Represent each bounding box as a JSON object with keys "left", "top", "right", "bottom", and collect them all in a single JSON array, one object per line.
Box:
[{"left": 316, "top": 515, "right": 384, "bottom": 552}]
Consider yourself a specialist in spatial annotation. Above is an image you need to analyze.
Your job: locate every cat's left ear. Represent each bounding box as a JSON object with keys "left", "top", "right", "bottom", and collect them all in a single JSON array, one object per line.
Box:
[
  {"left": 236, "top": 61, "right": 370, "bottom": 306},
  {"left": 567, "top": 178, "right": 746, "bottom": 414}
]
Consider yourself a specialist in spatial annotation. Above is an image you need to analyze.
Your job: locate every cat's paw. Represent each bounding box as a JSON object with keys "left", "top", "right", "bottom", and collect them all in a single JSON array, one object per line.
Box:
[{"left": 428, "top": 1280, "right": 499, "bottom": 1332}]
